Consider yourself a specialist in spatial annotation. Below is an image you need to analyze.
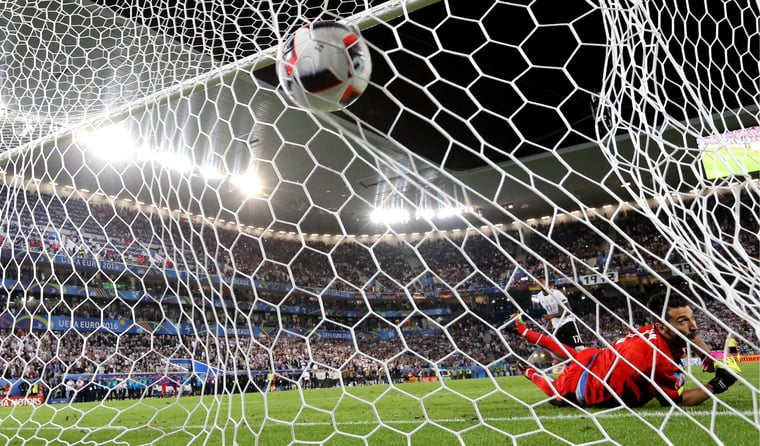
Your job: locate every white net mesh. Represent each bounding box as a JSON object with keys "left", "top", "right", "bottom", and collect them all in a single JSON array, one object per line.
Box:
[{"left": 0, "top": 0, "right": 758, "bottom": 444}]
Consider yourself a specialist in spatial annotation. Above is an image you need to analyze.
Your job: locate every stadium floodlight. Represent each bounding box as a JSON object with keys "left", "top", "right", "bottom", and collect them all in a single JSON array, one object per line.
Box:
[
  {"left": 370, "top": 207, "right": 409, "bottom": 224},
  {"left": 436, "top": 206, "right": 464, "bottom": 219},
  {"left": 414, "top": 208, "right": 435, "bottom": 220},
  {"left": 230, "top": 173, "right": 261, "bottom": 196},
  {"left": 198, "top": 165, "right": 226, "bottom": 181},
  {"left": 151, "top": 151, "right": 193, "bottom": 173},
  {"left": 75, "top": 125, "right": 135, "bottom": 162}
]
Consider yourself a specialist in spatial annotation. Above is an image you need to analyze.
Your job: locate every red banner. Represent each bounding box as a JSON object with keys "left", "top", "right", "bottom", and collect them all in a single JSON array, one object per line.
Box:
[
  {"left": 710, "top": 352, "right": 759, "bottom": 363},
  {"left": 0, "top": 395, "right": 45, "bottom": 407}
]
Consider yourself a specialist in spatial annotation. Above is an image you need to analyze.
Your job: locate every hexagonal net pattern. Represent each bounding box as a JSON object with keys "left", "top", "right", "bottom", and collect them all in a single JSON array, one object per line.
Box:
[{"left": 0, "top": 0, "right": 758, "bottom": 444}]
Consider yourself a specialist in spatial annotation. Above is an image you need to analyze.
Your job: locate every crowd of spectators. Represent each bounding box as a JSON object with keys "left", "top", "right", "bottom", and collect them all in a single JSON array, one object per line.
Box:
[{"left": 0, "top": 183, "right": 756, "bottom": 403}]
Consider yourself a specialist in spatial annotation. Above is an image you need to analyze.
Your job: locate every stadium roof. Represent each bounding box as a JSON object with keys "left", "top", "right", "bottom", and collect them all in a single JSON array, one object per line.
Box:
[{"left": 0, "top": 0, "right": 757, "bottom": 235}]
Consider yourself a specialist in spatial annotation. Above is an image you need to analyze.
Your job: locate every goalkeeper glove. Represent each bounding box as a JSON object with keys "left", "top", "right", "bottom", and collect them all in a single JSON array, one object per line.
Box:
[
  {"left": 701, "top": 355, "right": 714, "bottom": 373},
  {"left": 708, "top": 357, "right": 742, "bottom": 394}
]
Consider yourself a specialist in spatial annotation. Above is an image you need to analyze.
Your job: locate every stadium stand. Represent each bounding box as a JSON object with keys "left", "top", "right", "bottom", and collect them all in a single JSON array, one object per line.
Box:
[{"left": 0, "top": 183, "right": 755, "bottom": 403}]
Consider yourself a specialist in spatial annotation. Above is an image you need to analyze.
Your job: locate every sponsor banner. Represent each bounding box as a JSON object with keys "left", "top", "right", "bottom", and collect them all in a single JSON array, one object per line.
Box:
[
  {"left": 48, "top": 317, "right": 138, "bottom": 333},
  {"left": 10, "top": 315, "right": 145, "bottom": 334},
  {"left": 1, "top": 314, "right": 247, "bottom": 338},
  {"left": 311, "top": 330, "right": 353, "bottom": 340},
  {"left": 553, "top": 277, "right": 573, "bottom": 286},
  {"left": 374, "top": 330, "right": 398, "bottom": 340},
  {"left": 419, "top": 376, "right": 439, "bottom": 382},
  {"left": 0, "top": 395, "right": 45, "bottom": 407},
  {"left": 47, "top": 398, "right": 70, "bottom": 405},
  {"left": 577, "top": 271, "right": 619, "bottom": 286},
  {"left": 673, "top": 262, "right": 698, "bottom": 275},
  {"left": 200, "top": 324, "right": 254, "bottom": 337},
  {"left": 707, "top": 352, "right": 758, "bottom": 362},
  {"left": 376, "top": 308, "right": 452, "bottom": 319},
  {"left": 3, "top": 312, "right": 473, "bottom": 342},
  {"left": 1, "top": 248, "right": 192, "bottom": 282}
]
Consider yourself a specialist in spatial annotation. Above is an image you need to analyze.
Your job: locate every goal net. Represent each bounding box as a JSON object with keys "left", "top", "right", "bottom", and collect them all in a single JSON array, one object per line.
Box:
[{"left": 0, "top": 0, "right": 758, "bottom": 444}]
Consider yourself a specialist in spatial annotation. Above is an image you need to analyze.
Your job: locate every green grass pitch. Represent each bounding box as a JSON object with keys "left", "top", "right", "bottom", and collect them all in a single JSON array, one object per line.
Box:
[{"left": 1, "top": 363, "right": 758, "bottom": 446}]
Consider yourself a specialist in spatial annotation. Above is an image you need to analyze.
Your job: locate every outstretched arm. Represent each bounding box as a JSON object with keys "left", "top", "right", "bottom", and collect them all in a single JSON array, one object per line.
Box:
[
  {"left": 677, "top": 360, "right": 741, "bottom": 406},
  {"left": 678, "top": 387, "right": 711, "bottom": 406}
]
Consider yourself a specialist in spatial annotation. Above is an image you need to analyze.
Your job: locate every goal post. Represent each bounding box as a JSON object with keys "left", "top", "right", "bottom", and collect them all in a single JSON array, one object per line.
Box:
[{"left": 0, "top": 0, "right": 758, "bottom": 445}]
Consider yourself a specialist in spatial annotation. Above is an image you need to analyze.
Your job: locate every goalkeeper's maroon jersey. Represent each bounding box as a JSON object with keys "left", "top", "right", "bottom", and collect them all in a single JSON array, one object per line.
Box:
[{"left": 577, "top": 324, "right": 686, "bottom": 407}]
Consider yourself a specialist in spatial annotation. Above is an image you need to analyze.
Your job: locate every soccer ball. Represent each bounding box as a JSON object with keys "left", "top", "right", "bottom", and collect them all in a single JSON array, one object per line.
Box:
[{"left": 276, "top": 21, "right": 372, "bottom": 112}]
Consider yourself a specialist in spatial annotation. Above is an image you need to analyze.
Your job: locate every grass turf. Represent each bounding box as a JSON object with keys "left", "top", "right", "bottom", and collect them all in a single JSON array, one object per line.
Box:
[{"left": 0, "top": 363, "right": 758, "bottom": 446}]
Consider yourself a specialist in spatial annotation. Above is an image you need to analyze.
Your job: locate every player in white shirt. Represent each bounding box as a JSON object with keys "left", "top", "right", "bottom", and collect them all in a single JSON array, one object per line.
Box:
[{"left": 531, "top": 276, "right": 585, "bottom": 360}]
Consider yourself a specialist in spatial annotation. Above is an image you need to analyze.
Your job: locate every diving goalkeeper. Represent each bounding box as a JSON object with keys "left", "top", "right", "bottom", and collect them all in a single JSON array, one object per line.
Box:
[{"left": 508, "top": 292, "right": 741, "bottom": 407}]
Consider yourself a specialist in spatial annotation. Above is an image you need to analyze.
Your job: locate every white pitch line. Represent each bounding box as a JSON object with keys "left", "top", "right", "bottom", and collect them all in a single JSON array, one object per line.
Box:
[
  {"left": 0, "top": 409, "right": 755, "bottom": 432},
  {"left": 278, "top": 409, "right": 758, "bottom": 426}
]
